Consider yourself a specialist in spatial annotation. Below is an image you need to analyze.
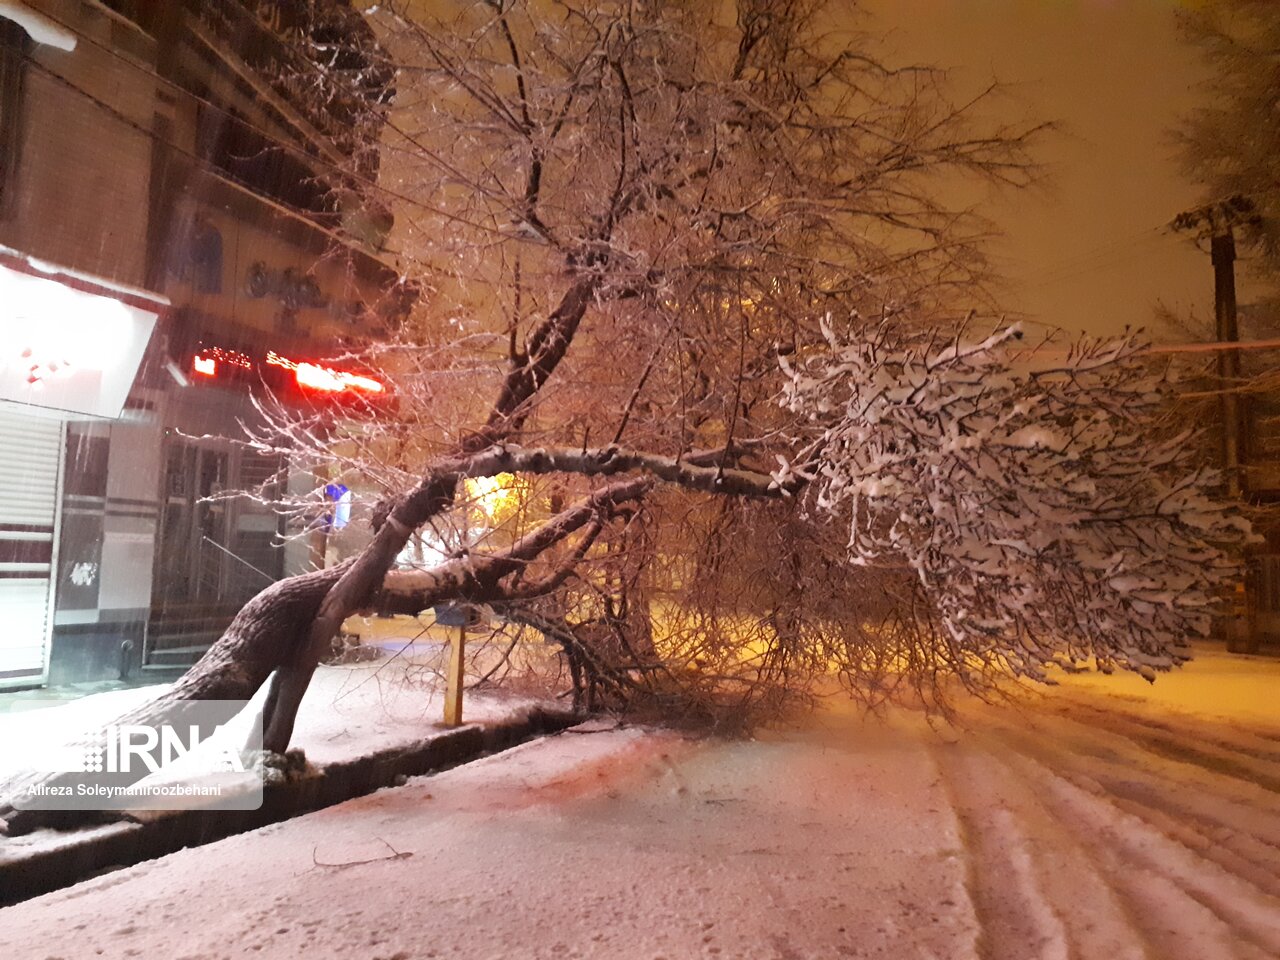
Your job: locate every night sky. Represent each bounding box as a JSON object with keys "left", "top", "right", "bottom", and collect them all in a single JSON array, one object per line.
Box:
[{"left": 864, "top": 0, "right": 1250, "bottom": 339}]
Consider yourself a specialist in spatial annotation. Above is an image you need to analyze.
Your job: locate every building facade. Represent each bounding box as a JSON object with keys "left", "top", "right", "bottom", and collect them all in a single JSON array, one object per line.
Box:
[{"left": 0, "top": 0, "right": 403, "bottom": 689}]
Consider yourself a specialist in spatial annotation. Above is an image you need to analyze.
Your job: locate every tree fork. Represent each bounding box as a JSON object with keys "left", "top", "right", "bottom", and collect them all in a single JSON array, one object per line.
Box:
[{"left": 261, "top": 277, "right": 600, "bottom": 750}]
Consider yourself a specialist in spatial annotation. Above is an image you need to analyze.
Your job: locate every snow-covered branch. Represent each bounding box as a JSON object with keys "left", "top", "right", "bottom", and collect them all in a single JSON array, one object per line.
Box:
[
  {"left": 434, "top": 444, "right": 795, "bottom": 500},
  {"left": 379, "top": 478, "right": 649, "bottom": 612},
  {"left": 777, "top": 318, "right": 1253, "bottom": 680}
]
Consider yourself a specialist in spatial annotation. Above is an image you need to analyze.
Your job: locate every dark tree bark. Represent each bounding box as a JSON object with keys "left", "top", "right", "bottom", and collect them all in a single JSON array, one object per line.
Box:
[
  {"left": 0, "top": 563, "right": 347, "bottom": 833},
  {"left": 250, "top": 277, "right": 603, "bottom": 755}
]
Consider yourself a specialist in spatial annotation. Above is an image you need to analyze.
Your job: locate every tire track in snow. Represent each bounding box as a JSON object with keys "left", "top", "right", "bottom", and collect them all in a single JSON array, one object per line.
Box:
[
  {"left": 932, "top": 739, "right": 1155, "bottom": 960},
  {"left": 1097, "top": 786, "right": 1280, "bottom": 902},
  {"left": 987, "top": 732, "right": 1280, "bottom": 959},
  {"left": 972, "top": 700, "right": 1280, "bottom": 840},
  {"left": 1045, "top": 700, "right": 1280, "bottom": 795},
  {"left": 973, "top": 707, "right": 1280, "bottom": 894},
  {"left": 1048, "top": 691, "right": 1280, "bottom": 766}
]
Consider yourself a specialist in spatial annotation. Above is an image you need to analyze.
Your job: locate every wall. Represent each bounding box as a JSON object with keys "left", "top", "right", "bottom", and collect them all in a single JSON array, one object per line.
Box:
[{"left": 0, "top": 0, "right": 155, "bottom": 286}]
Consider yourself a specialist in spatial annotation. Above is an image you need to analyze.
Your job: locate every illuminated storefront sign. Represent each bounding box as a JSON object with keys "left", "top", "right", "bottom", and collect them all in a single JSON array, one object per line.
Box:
[
  {"left": 189, "top": 345, "right": 386, "bottom": 399},
  {"left": 0, "top": 250, "right": 164, "bottom": 418},
  {"left": 189, "top": 346, "right": 252, "bottom": 380},
  {"left": 265, "top": 352, "right": 384, "bottom": 395}
]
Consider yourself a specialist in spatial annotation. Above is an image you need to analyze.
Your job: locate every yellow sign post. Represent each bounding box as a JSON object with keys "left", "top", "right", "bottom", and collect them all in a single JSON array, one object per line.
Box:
[{"left": 444, "top": 622, "right": 465, "bottom": 726}]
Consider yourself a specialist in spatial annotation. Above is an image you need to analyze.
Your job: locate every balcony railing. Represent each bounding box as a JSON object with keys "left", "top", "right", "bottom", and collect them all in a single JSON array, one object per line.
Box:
[{"left": 184, "top": 0, "right": 390, "bottom": 169}]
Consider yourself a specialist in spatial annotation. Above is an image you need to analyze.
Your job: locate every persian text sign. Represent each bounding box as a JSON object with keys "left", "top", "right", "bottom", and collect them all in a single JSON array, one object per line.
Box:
[{"left": 2, "top": 700, "right": 263, "bottom": 811}]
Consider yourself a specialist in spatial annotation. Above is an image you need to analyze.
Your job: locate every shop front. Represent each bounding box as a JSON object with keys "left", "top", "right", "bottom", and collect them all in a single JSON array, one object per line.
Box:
[{"left": 0, "top": 246, "right": 165, "bottom": 689}]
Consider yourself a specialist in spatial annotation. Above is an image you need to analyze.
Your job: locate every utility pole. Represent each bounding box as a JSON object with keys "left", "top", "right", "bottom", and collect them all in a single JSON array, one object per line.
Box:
[
  {"left": 1173, "top": 195, "right": 1261, "bottom": 653},
  {"left": 1212, "top": 228, "right": 1243, "bottom": 498},
  {"left": 1173, "top": 196, "right": 1257, "bottom": 496}
]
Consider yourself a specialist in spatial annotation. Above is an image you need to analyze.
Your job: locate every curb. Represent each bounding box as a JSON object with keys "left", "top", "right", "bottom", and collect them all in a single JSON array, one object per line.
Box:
[{"left": 0, "top": 706, "right": 578, "bottom": 907}]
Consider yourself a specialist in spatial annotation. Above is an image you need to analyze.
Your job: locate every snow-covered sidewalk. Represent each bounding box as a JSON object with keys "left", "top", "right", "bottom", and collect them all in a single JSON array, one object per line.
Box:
[
  {"left": 0, "top": 645, "right": 1277, "bottom": 958},
  {"left": 1, "top": 655, "right": 556, "bottom": 777},
  {"left": 0, "top": 657, "right": 560, "bottom": 875},
  {"left": 1, "top": 654, "right": 550, "bottom": 777}
]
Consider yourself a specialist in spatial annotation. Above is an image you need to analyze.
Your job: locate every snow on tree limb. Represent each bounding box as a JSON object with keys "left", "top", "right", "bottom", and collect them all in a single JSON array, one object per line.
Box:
[
  {"left": 434, "top": 443, "right": 794, "bottom": 500},
  {"left": 380, "top": 478, "right": 649, "bottom": 611},
  {"left": 776, "top": 318, "right": 1254, "bottom": 681}
]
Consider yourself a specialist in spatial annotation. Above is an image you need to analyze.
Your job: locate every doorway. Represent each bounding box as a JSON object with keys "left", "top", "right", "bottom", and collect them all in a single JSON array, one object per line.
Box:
[{"left": 146, "top": 440, "right": 232, "bottom": 664}]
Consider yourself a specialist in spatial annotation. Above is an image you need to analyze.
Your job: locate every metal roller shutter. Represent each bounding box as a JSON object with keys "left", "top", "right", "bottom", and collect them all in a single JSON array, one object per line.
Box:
[{"left": 0, "top": 405, "right": 62, "bottom": 688}]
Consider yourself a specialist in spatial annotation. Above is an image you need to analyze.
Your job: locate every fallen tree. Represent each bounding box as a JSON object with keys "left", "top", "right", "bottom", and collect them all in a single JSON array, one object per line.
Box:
[{"left": 0, "top": 0, "right": 1251, "bottom": 832}]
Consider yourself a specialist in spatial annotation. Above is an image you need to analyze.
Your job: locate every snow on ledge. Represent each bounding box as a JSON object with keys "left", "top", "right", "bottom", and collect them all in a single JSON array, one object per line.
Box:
[
  {"left": 0, "top": 1, "right": 77, "bottom": 51},
  {"left": 0, "top": 242, "right": 168, "bottom": 309}
]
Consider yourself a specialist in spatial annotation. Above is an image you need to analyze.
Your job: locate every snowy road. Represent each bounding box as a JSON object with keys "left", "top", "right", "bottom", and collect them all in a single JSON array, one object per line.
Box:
[{"left": 0, "top": 652, "right": 1277, "bottom": 959}]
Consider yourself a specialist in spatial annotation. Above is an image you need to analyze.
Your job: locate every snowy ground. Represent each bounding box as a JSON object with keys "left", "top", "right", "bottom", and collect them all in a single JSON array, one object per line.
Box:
[
  {"left": 0, "top": 645, "right": 1277, "bottom": 959},
  {"left": 0, "top": 655, "right": 549, "bottom": 781},
  {"left": 0, "top": 657, "right": 550, "bottom": 864}
]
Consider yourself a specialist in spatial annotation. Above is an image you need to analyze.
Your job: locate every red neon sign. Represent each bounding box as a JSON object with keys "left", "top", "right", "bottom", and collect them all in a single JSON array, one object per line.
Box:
[
  {"left": 266, "top": 351, "right": 385, "bottom": 395},
  {"left": 192, "top": 346, "right": 251, "bottom": 379},
  {"left": 185, "top": 344, "right": 386, "bottom": 400}
]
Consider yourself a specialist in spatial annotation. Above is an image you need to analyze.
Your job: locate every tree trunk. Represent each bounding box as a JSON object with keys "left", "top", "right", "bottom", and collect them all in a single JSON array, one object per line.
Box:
[{"left": 0, "top": 563, "right": 348, "bottom": 834}]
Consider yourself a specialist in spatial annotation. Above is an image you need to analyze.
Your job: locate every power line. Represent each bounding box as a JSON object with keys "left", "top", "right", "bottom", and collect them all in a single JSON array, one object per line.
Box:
[
  {"left": 20, "top": 55, "right": 402, "bottom": 262},
  {"left": 1037, "top": 195, "right": 1268, "bottom": 292},
  {"left": 1024, "top": 224, "right": 1166, "bottom": 277},
  {"left": 1144, "top": 337, "right": 1280, "bottom": 357},
  {"left": 1019, "top": 226, "right": 1176, "bottom": 289},
  {"left": 1023, "top": 239, "right": 1181, "bottom": 293},
  {"left": 18, "top": 7, "right": 505, "bottom": 240},
  {"left": 30, "top": 5, "right": 1197, "bottom": 301}
]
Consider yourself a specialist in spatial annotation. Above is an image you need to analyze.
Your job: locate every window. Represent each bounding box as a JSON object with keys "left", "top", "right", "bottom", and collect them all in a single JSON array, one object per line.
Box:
[
  {"left": 190, "top": 220, "right": 223, "bottom": 294},
  {"left": 94, "top": 1, "right": 153, "bottom": 31},
  {"left": 196, "top": 103, "right": 336, "bottom": 222}
]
